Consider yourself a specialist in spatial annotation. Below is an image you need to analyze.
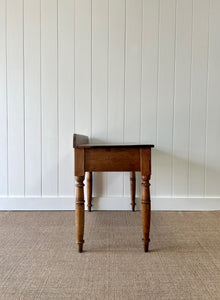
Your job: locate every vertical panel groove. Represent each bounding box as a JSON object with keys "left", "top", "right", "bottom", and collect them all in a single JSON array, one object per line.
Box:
[
  {"left": 7, "top": 0, "right": 25, "bottom": 195},
  {"left": 156, "top": 0, "right": 176, "bottom": 196},
  {"left": 171, "top": 0, "right": 177, "bottom": 197},
  {"left": 41, "top": 0, "right": 58, "bottom": 195},
  {"left": 139, "top": 0, "right": 143, "bottom": 143},
  {"left": 156, "top": 0, "right": 161, "bottom": 150},
  {"left": 73, "top": 0, "right": 75, "bottom": 134},
  {"left": 122, "top": 0, "right": 126, "bottom": 145},
  {"left": 58, "top": 0, "right": 75, "bottom": 195},
  {"left": 106, "top": 0, "right": 109, "bottom": 142},
  {"left": 90, "top": 0, "right": 93, "bottom": 139},
  {"left": 73, "top": 0, "right": 75, "bottom": 196},
  {"left": 205, "top": 0, "right": 220, "bottom": 196},
  {"left": 154, "top": 0, "right": 161, "bottom": 197},
  {"left": 106, "top": 0, "right": 110, "bottom": 195},
  {"left": 187, "top": 0, "right": 194, "bottom": 197},
  {"left": 189, "top": 0, "right": 210, "bottom": 196},
  {"left": 57, "top": 0, "right": 59, "bottom": 196},
  {"left": 23, "top": 0, "right": 25, "bottom": 195},
  {"left": 173, "top": 0, "right": 193, "bottom": 196},
  {"left": 122, "top": 0, "right": 127, "bottom": 196},
  {"left": 155, "top": 0, "right": 161, "bottom": 197},
  {"left": 5, "top": 0, "right": 9, "bottom": 196},
  {"left": 204, "top": 0, "right": 211, "bottom": 197},
  {"left": 156, "top": 0, "right": 161, "bottom": 195},
  {"left": 40, "top": 0, "right": 42, "bottom": 196}
]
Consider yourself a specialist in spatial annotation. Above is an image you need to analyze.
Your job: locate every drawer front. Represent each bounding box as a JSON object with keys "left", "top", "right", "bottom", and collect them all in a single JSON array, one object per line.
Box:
[{"left": 85, "top": 147, "right": 140, "bottom": 172}]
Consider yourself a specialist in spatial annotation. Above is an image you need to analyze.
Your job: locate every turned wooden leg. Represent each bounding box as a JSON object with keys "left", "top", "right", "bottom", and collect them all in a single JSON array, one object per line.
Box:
[
  {"left": 130, "top": 171, "right": 136, "bottom": 211},
  {"left": 75, "top": 175, "right": 85, "bottom": 253},
  {"left": 141, "top": 175, "right": 151, "bottom": 252},
  {"left": 87, "top": 172, "right": 92, "bottom": 212}
]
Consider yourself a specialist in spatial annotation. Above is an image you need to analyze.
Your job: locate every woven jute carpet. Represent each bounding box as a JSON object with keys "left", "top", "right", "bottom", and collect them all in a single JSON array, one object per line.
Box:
[{"left": 0, "top": 211, "right": 219, "bottom": 299}]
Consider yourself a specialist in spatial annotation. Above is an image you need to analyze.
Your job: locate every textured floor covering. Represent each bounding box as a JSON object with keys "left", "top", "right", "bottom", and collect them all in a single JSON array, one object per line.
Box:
[{"left": 0, "top": 211, "right": 219, "bottom": 300}]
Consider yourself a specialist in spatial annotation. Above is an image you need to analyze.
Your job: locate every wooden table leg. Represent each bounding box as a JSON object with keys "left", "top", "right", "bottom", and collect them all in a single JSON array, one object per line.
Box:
[
  {"left": 130, "top": 171, "right": 136, "bottom": 211},
  {"left": 141, "top": 175, "right": 151, "bottom": 252},
  {"left": 87, "top": 172, "right": 92, "bottom": 212},
  {"left": 75, "top": 175, "right": 85, "bottom": 253}
]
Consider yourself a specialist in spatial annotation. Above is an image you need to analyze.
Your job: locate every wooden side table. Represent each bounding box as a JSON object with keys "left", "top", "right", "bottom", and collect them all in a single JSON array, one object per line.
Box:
[{"left": 73, "top": 134, "right": 154, "bottom": 252}]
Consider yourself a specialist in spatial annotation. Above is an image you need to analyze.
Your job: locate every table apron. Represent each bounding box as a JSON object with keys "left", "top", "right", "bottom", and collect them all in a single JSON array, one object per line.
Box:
[{"left": 84, "top": 148, "right": 141, "bottom": 172}]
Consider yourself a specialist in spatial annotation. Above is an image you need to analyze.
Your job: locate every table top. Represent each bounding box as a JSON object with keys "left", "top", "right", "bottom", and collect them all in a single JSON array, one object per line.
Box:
[
  {"left": 76, "top": 143, "right": 154, "bottom": 149},
  {"left": 73, "top": 134, "right": 154, "bottom": 149}
]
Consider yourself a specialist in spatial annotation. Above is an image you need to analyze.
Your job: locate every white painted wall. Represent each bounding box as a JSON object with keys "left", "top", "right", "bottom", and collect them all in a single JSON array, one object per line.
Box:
[{"left": 0, "top": 0, "right": 220, "bottom": 210}]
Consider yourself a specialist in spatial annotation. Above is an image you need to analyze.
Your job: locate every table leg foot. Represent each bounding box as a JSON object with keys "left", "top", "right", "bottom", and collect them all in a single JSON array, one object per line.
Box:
[
  {"left": 77, "top": 240, "right": 84, "bottom": 253},
  {"left": 142, "top": 238, "right": 150, "bottom": 252}
]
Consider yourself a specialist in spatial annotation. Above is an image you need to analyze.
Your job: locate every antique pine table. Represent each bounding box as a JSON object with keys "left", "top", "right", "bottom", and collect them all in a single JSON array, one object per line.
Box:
[{"left": 73, "top": 134, "right": 154, "bottom": 253}]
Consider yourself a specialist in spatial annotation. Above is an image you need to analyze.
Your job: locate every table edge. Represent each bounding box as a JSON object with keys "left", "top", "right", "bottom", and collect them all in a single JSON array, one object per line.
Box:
[{"left": 75, "top": 144, "right": 154, "bottom": 149}]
